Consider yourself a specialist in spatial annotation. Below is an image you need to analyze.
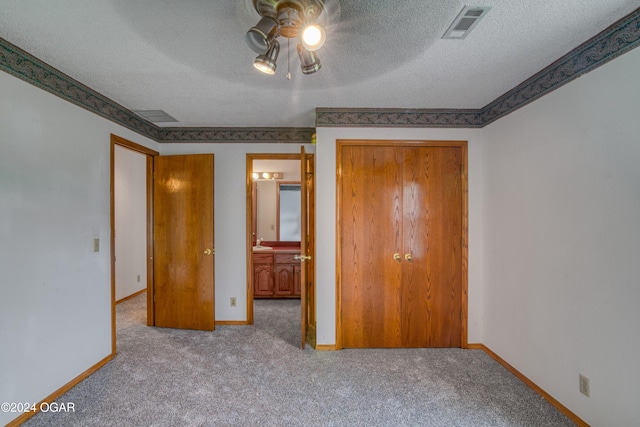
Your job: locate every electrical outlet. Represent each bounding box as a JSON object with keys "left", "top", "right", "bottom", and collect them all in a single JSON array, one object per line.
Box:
[
  {"left": 579, "top": 374, "right": 590, "bottom": 397},
  {"left": 230, "top": 297, "right": 237, "bottom": 307},
  {"left": 93, "top": 238, "right": 100, "bottom": 252},
  {"left": 137, "top": 274, "right": 141, "bottom": 283}
]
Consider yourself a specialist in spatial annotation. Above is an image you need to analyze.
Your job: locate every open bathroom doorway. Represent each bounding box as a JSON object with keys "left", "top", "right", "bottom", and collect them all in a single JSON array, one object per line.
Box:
[{"left": 246, "top": 150, "right": 316, "bottom": 349}]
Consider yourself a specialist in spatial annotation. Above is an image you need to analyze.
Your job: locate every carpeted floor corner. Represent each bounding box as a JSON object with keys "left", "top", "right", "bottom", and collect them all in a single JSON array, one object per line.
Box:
[{"left": 23, "top": 293, "right": 576, "bottom": 426}]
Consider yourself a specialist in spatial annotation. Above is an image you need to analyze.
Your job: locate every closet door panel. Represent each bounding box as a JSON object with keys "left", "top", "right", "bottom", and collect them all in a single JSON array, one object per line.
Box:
[
  {"left": 437, "top": 147, "right": 463, "bottom": 347},
  {"left": 401, "top": 147, "right": 431, "bottom": 347},
  {"left": 341, "top": 145, "right": 403, "bottom": 348},
  {"left": 402, "top": 147, "right": 462, "bottom": 347}
]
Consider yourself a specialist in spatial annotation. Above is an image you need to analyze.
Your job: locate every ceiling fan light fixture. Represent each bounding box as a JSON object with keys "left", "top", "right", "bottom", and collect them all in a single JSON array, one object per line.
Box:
[
  {"left": 300, "top": 23, "right": 325, "bottom": 51},
  {"left": 254, "top": 39, "right": 280, "bottom": 74},
  {"left": 247, "top": 0, "right": 326, "bottom": 77},
  {"left": 246, "top": 16, "right": 278, "bottom": 54},
  {"left": 297, "top": 43, "right": 321, "bottom": 74}
]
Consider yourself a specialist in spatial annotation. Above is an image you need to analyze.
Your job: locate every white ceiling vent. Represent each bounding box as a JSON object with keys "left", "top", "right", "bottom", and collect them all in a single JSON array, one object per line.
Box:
[
  {"left": 133, "top": 109, "right": 179, "bottom": 123},
  {"left": 442, "top": 6, "right": 491, "bottom": 39}
]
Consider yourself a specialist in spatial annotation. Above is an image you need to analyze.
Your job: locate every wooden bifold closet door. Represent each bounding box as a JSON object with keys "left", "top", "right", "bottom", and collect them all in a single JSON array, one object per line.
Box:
[{"left": 339, "top": 141, "right": 465, "bottom": 348}]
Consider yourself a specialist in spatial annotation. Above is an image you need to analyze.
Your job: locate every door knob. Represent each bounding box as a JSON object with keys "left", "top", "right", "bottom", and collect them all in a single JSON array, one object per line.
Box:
[
  {"left": 294, "top": 254, "right": 312, "bottom": 262},
  {"left": 393, "top": 253, "right": 401, "bottom": 261},
  {"left": 405, "top": 253, "right": 412, "bottom": 261},
  {"left": 204, "top": 248, "right": 212, "bottom": 255}
]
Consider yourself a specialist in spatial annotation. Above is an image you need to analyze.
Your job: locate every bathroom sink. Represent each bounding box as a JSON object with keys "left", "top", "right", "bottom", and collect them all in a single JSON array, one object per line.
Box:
[{"left": 253, "top": 245, "right": 273, "bottom": 251}]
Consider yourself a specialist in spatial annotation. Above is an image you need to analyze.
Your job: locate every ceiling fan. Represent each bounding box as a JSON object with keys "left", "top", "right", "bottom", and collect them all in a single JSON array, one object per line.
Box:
[{"left": 246, "top": 0, "right": 327, "bottom": 77}]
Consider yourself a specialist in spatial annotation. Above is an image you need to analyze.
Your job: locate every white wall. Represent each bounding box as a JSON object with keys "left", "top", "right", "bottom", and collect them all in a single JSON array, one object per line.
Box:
[
  {"left": 114, "top": 145, "right": 147, "bottom": 301},
  {"left": 314, "top": 128, "right": 485, "bottom": 346},
  {"left": 158, "top": 143, "right": 314, "bottom": 322},
  {"left": 483, "top": 47, "right": 640, "bottom": 426},
  {"left": 0, "top": 71, "right": 158, "bottom": 426}
]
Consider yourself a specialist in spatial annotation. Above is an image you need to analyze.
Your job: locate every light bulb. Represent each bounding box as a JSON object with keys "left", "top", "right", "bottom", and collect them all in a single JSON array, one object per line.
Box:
[{"left": 301, "top": 24, "right": 325, "bottom": 51}]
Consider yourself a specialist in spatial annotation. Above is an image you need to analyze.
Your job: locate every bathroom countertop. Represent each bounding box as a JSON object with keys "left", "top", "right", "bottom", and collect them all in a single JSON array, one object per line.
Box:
[
  {"left": 252, "top": 247, "right": 300, "bottom": 253},
  {"left": 253, "top": 241, "right": 301, "bottom": 253}
]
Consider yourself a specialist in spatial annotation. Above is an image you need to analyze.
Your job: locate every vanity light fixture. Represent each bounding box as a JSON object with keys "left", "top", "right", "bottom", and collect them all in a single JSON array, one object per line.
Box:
[{"left": 253, "top": 171, "right": 284, "bottom": 180}]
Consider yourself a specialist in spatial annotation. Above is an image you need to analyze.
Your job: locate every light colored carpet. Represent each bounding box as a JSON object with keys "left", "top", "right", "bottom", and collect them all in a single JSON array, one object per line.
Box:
[{"left": 23, "top": 293, "right": 575, "bottom": 426}]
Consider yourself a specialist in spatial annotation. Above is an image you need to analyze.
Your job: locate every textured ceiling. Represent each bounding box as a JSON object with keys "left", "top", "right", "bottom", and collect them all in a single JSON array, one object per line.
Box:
[{"left": 0, "top": 0, "right": 638, "bottom": 128}]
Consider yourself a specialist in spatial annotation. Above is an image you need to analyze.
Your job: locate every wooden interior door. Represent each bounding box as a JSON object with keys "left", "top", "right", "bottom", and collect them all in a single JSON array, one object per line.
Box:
[
  {"left": 304, "top": 151, "right": 316, "bottom": 348},
  {"left": 340, "top": 145, "right": 404, "bottom": 348},
  {"left": 153, "top": 154, "right": 215, "bottom": 331},
  {"left": 339, "top": 142, "right": 464, "bottom": 348},
  {"left": 299, "top": 146, "right": 308, "bottom": 349}
]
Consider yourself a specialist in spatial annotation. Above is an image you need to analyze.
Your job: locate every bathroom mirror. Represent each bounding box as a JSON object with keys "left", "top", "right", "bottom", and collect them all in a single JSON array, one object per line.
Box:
[{"left": 252, "top": 159, "right": 301, "bottom": 243}]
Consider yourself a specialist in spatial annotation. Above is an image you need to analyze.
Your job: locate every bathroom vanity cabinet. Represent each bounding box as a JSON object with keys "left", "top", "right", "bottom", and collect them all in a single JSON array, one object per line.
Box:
[{"left": 253, "top": 250, "right": 301, "bottom": 298}]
